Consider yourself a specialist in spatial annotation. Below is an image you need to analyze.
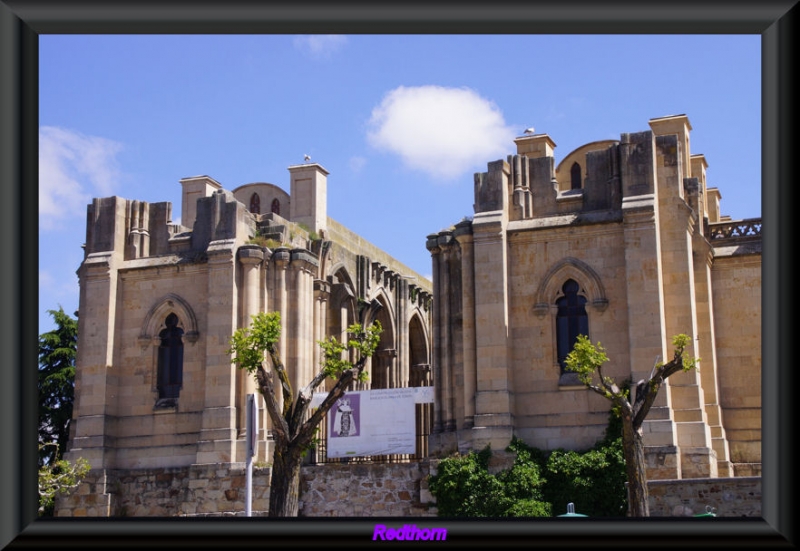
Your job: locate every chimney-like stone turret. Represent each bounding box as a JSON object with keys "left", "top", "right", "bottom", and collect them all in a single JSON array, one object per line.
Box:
[
  {"left": 180, "top": 175, "right": 223, "bottom": 230},
  {"left": 288, "top": 163, "right": 328, "bottom": 235}
]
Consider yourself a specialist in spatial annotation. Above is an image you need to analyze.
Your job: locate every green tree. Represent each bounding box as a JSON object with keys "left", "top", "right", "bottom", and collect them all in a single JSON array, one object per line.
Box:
[
  {"left": 228, "top": 303, "right": 382, "bottom": 517},
  {"left": 564, "top": 333, "right": 698, "bottom": 517},
  {"left": 38, "top": 308, "right": 89, "bottom": 516},
  {"left": 38, "top": 443, "right": 90, "bottom": 516},
  {"left": 38, "top": 307, "right": 78, "bottom": 468}
]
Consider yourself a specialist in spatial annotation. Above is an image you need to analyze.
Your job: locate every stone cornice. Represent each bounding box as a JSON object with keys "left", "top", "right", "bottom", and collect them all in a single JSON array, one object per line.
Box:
[
  {"left": 237, "top": 244, "right": 266, "bottom": 265},
  {"left": 290, "top": 249, "right": 319, "bottom": 273},
  {"left": 206, "top": 239, "right": 236, "bottom": 259},
  {"left": 453, "top": 219, "right": 474, "bottom": 243},
  {"left": 271, "top": 247, "right": 291, "bottom": 266}
]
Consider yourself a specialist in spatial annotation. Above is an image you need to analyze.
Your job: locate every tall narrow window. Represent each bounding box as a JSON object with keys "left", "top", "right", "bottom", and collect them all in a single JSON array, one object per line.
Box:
[
  {"left": 556, "top": 279, "right": 588, "bottom": 373},
  {"left": 249, "top": 193, "right": 261, "bottom": 214},
  {"left": 157, "top": 313, "right": 184, "bottom": 406},
  {"left": 570, "top": 162, "right": 582, "bottom": 190},
  {"left": 271, "top": 198, "right": 281, "bottom": 215}
]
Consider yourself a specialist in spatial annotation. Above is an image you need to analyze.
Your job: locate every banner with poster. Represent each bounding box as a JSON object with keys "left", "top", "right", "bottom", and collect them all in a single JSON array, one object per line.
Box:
[{"left": 311, "top": 387, "right": 435, "bottom": 459}]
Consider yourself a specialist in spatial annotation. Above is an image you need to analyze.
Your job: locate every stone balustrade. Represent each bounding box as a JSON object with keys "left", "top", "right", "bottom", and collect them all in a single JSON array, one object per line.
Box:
[{"left": 707, "top": 218, "right": 762, "bottom": 241}]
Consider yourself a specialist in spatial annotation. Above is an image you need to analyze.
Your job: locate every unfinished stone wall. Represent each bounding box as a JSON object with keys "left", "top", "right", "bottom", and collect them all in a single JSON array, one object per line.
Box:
[
  {"left": 57, "top": 461, "right": 760, "bottom": 519},
  {"left": 56, "top": 463, "right": 271, "bottom": 517},
  {"left": 325, "top": 217, "right": 431, "bottom": 284},
  {"left": 299, "top": 461, "right": 437, "bottom": 517},
  {"left": 647, "top": 476, "right": 761, "bottom": 517},
  {"left": 57, "top": 461, "right": 438, "bottom": 518}
]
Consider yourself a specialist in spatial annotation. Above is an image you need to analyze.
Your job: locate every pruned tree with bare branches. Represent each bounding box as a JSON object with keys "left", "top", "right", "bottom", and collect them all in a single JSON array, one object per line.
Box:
[
  {"left": 565, "top": 333, "right": 698, "bottom": 517},
  {"left": 228, "top": 301, "right": 383, "bottom": 517}
]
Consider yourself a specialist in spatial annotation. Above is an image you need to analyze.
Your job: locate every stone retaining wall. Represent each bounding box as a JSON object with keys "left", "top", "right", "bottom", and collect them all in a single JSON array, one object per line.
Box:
[
  {"left": 56, "top": 463, "right": 272, "bottom": 517},
  {"left": 299, "top": 461, "right": 437, "bottom": 517},
  {"left": 647, "top": 476, "right": 761, "bottom": 517},
  {"left": 56, "top": 461, "right": 759, "bottom": 519}
]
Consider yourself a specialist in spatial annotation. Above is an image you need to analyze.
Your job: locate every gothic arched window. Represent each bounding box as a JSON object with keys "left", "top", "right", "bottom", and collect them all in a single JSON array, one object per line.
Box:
[
  {"left": 271, "top": 198, "right": 281, "bottom": 215},
  {"left": 250, "top": 193, "right": 261, "bottom": 214},
  {"left": 570, "top": 162, "right": 582, "bottom": 190},
  {"left": 157, "top": 313, "right": 184, "bottom": 405},
  {"left": 555, "top": 279, "right": 588, "bottom": 373}
]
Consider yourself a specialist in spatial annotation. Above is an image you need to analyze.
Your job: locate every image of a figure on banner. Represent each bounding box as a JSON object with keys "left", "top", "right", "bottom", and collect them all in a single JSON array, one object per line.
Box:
[{"left": 332, "top": 395, "right": 359, "bottom": 437}]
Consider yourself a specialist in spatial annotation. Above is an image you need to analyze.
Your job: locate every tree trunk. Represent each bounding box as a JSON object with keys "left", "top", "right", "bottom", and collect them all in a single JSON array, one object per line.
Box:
[
  {"left": 268, "top": 440, "right": 304, "bottom": 517},
  {"left": 621, "top": 415, "right": 650, "bottom": 517}
]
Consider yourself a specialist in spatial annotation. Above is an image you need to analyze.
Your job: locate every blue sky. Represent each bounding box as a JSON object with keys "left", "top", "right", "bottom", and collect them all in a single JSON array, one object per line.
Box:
[{"left": 38, "top": 34, "right": 761, "bottom": 335}]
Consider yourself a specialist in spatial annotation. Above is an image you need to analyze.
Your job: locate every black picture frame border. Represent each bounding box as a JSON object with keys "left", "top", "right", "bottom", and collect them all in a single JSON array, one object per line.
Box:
[{"left": 2, "top": 1, "right": 794, "bottom": 548}]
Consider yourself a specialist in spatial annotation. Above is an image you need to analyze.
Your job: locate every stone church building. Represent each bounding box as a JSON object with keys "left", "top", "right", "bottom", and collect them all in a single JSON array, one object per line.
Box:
[
  {"left": 58, "top": 163, "right": 433, "bottom": 515},
  {"left": 426, "top": 114, "right": 761, "bottom": 481},
  {"left": 58, "top": 114, "right": 760, "bottom": 516}
]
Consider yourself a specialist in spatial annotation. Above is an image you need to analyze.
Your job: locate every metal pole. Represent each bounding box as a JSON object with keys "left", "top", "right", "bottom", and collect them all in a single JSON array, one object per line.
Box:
[{"left": 245, "top": 393, "right": 258, "bottom": 517}]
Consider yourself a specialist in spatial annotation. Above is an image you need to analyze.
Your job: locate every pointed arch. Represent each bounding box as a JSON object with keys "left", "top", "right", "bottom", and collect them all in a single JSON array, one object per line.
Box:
[
  {"left": 408, "top": 311, "right": 431, "bottom": 387},
  {"left": 555, "top": 279, "right": 589, "bottom": 373},
  {"left": 330, "top": 264, "right": 355, "bottom": 292},
  {"left": 157, "top": 313, "right": 184, "bottom": 403},
  {"left": 139, "top": 293, "right": 200, "bottom": 348},
  {"left": 370, "top": 290, "right": 397, "bottom": 389},
  {"left": 533, "top": 257, "right": 608, "bottom": 318},
  {"left": 329, "top": 265, "right": 357, "bottom": 325},
  {"left": 369, "top": 288, "right": 396, "bottom": 340}
]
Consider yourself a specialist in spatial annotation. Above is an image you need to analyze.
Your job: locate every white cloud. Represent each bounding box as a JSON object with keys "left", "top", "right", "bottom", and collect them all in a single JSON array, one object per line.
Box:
[
  {"left": 293, "top": 35, "right": 347, "bottom": 59},
  {"left": 39, "top": 126, "right": 124, "bottom": 230},
  {"left": 366, "top": 85, "right": 516, "bottom": 181}
]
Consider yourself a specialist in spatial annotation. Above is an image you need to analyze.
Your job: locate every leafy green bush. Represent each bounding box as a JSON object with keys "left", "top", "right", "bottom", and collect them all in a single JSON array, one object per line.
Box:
[
  {"left": 529, "top": 413, "right": 626, "bottom": 517},
  {"left": 543, "top": 442, "right": 626, "bottom": 517},
  {"left": 428, "top": 413, "right": 627, "bottom": 518},
  {"left": 428, "top": 445, "right": 551, "bottom": 518}
]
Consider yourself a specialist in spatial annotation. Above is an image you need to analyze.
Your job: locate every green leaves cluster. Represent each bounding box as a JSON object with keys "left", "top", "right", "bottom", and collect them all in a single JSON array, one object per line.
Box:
[
  {"left": 38, "top": 307, "right": 92, "bottom": 516},
  {"left": 228, "top": 312, "right": 382, "bottom": 383},
  {"left": 542, "top": 417, "right": 627, "bottom": 517},
  {"left": 566, "top": 333, "right": 698, "bottom": 387},
  {"left": 564, "top": 334, "right": 609, "bottom": 387},
  {"left": 227, "top": 311, "right": 282, "bottom": 375},
  {"left": 38, "top": 443, "right": 90, "bottom": 516},
  {"left": 429, "top": 420, "right": 627, "bottom": 518},
  {"left": 428, "top": 442, "right": 551, "bottom": 518},
  {"left": 38, "top": 307, "right": 78, "bottom": 467},
  {"left": 318, "top": 322, "right": 382, "bottom": 383},
  {"left": 671, "top": 333, "right": 699, "bottom": 371}
]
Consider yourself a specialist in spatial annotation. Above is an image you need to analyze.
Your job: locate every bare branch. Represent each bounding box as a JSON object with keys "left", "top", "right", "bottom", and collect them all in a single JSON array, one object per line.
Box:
[
  {"left": 596, "top": 363, "right": 616, "bottom": 394},
  {"left": 632, "top": 353, "right": 683, "bottom": 428},
  {"left": 648, "top": 356, "right": 661, "bottom": 380},
  {"left": 266, "top": 345, "right": 293, "bottom": 417},
  {"left": 303, "top": 356, "right": 369, "bottom": 438},
  {"left": 299, "top": 365, "right": 333, "bottom": 405},
  {"left": 254, "top": 363, "right": 288, "bottom": 441},
  {"left": 584, "top": 380, "right": 612, "bottom": 399},
  {"left": 659, "top": 350, "right": 687, "bottom": 379}
]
